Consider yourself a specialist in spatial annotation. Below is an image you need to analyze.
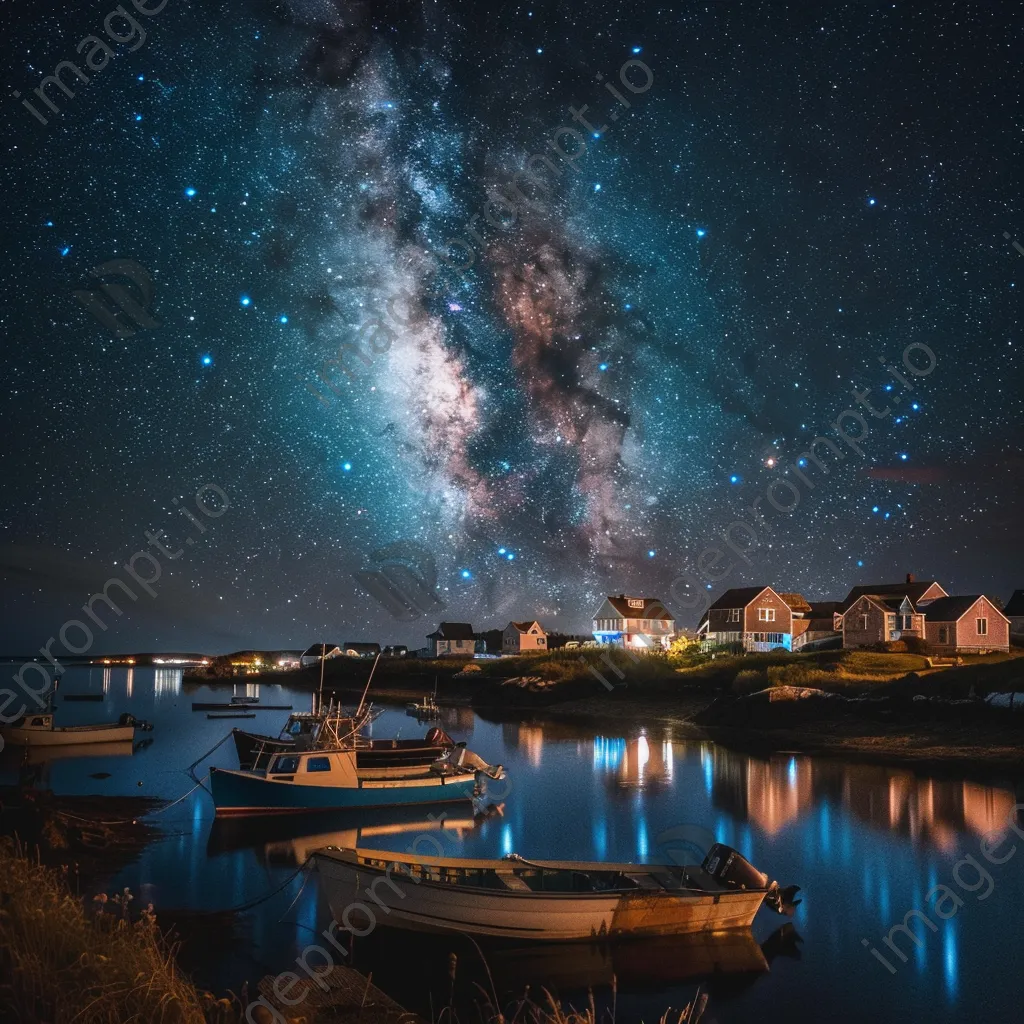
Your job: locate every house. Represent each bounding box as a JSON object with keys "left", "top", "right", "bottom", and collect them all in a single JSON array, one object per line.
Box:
[
  {"left": 591, "top": 595, "right": 676, "bottom": 649},
  {"left": 839, "top": 574, "right": 947, "bottom": 648},
  {"left": 503, "top": 620, "right": 548, "bottom": 653},
  {"left": 923, "top": 596, "right": 1010, "bottom": 654},
  {"left": 426, "top": 622, "right": 476, "bottom": 657},
  {"left": 299, "top": 643, "right": 342, "bottom": 668},
  {"left": 841, "top": 594, "right": 927, "bottom": 648},
  {"left": 342, "top": 642, "right": 381, "bottom": 658},
  {"left": 1004, "top": 591, "right": 1024, "bottom": 642},
  {"left": 383, "top": 645, "right": 408, "bottom": 658},
  {"left": 697, "top": 586, "right": 794, "bottom": 651}
]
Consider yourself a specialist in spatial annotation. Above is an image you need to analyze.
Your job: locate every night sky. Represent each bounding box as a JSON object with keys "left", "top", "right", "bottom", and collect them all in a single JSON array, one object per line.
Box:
[{"left": 1, "top": 0, "right": 1021, "bottom": 653}]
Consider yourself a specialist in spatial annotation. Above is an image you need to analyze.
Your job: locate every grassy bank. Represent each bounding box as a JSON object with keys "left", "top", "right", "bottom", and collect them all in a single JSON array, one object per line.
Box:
[{"left": 0, "top": 838, "right": 218, "bottom": 1024}]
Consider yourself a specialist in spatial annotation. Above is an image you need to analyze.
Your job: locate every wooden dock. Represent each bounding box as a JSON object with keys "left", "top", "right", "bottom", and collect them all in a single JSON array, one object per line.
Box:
[{"left": 257, "top": 965, "right": 421, "bottom": 1024}]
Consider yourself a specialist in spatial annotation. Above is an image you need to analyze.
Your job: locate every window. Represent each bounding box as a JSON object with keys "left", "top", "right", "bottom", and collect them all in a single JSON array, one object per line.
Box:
[
  {"left": 758, "top": 607, "right": 776, "bottom": 622},
  {"left": 938, "top": 626, "right": 948, "bottom": 644},
  {"left": 30, "top": 717, "right": 46, "bottom": 727},
  {"left": 538, "top": 637, "right": 546, "bottom": 645},
  {"left": 729, "top": 608, "right": 741, "bottom": 623},
  {"left": 977, "top": 618, "right": 988, "bottom": 636},
  {"left": 902, "top": 614, "right": 913, "bottom": 630},
  {"left": 860, "top": 615, "right": 869, "bottom": 631},
  {"left": 306, "top": 756, "right": 332, "bottom": 772},
  {"left": 887, "top": 615, "right": 897, "bottom": 631},
  {"left": 270, "top": 755, "right": 299, "bottom": 774}
]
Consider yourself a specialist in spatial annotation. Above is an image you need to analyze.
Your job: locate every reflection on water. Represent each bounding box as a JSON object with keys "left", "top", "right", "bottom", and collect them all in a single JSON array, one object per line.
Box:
[{"left": 3, "top": 665, "right": 1023, "bottom": 1024}]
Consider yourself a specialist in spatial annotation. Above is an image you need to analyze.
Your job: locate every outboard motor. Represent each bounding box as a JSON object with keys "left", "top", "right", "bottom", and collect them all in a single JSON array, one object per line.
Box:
[
  {"left": 425, "top": 726, "right": 454, "bottom": 748},
  {"left": 119, "top": 713, "right": 153, "bottom": 732},
  {"left": 702, "top": 843, "right": 769, "bottom": 890},
  {"left": 702, "top": 843, "right": 801, "bottom": 915}
]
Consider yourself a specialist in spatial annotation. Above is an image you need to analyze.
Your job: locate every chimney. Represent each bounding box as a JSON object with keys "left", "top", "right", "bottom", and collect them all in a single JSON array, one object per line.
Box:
[{"left": 906, "top": 573, "right": 915, "bottom": 584}]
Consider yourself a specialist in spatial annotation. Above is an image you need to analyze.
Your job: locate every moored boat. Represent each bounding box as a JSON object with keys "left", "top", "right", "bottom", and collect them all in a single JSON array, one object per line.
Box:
[
  {"left": 311, "top": 843, "right": 797, "bottom": 941},
  {"left": 0, "top": 711, "right": 151, "bottom": 747},
  {"left": 209, "top": 745, "right": 503, "bottom": 817}
]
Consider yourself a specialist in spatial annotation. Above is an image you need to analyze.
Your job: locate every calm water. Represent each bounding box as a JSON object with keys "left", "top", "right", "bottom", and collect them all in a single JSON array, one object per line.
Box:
[{"left": 3, "top": 664, "right": 1023, "bottom": 1024}]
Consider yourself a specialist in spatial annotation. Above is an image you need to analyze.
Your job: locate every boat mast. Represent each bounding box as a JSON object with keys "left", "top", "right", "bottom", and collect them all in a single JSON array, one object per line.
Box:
[
  {"left": 355, "top": 651, "right": 381, "bottom": 720},
  {"left": 317, "top": 641, "right": 327, "bottom": 715}
]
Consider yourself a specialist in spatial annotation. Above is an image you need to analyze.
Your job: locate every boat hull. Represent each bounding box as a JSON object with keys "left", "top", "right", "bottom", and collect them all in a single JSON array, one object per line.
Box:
[
  {"left": 0, "top": 724, "right": 135, "bottom": 747},
  {"left": 313, "top": 853, "right": 767, "bottom": 940},
  {"left": 210, "top": 767, "right": 477, "bottom": 817}
]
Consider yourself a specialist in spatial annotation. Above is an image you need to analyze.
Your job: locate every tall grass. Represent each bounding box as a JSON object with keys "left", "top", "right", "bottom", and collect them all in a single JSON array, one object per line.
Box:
[{"left": 0, "top": 837, "right": 216, "bottom": 1024}]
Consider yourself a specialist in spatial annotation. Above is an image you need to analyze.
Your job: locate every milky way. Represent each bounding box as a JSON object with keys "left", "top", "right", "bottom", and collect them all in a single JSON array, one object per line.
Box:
[{"left": 1, "top": 0, "right": 1021, "bottom": 650}]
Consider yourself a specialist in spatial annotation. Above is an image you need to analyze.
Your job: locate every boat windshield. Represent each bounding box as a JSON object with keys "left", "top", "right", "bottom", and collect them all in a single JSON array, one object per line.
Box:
[{"left": 269, "top": 755, "right": 300, "bottom": 774}]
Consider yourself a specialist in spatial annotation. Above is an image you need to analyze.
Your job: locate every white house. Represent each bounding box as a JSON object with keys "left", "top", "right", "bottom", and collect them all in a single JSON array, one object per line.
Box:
[
  {"left": 591, "top": 595, "right": 675, "bottom": 649},
  {"left": 426, "top": 622, "right": 476, "bottom": 657},
  {"left": 502, "top": 620, "right": 547, "bottom": 653}
]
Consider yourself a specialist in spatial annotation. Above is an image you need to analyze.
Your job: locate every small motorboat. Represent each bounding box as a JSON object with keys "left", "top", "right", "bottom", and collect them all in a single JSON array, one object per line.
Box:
[
  {"left": 209, "top": 745, "right": 504, "bottom": 817},
  {"left": 0, "top": 711, "right": 152, "bottom": 747},
  {"left": 406, "top": 695, "right": 440, "bottom": 719},
  {"left": 311, "top": 843, "right": 797, "bottom": 941}
]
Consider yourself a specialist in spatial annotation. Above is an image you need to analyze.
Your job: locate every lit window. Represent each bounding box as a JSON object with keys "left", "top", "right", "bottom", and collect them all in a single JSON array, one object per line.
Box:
[
  {"left": 729, "top": 608, "right": 741, "bottom": 622},
  {"left": 861, "top": 615, "right": 869, "bottom": 631}
]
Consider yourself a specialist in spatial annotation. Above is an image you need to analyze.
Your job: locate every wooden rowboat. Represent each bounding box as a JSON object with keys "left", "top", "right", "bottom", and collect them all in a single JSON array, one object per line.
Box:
[
  {"left": 0, "top": 711, "right": 150, "bottom": 748},
  {"left": 312, "top": 843, "right": 795, "bottom": 941}
]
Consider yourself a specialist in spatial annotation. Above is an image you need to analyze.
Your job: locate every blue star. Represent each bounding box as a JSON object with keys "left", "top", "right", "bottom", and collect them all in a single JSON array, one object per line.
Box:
[
  {"left": 632, "top": 46, "right": 642, "bottom": 54},
  {"left": 45, "top": 221, "right": 53, "bottom": 227},
  {"left": 498, "top": 548, "right": 506, "bottom": 555},
  {"left": 506, "top": 552, "right": 515, "bottom": 561},
  {"left": 185, "top": 187, "right": 196, "bottom": 198},
  {"left": 599, "top": 363, "right": 609, "bottom": 371},
  {"left": 884, "top": 512, "right": 891, "bottom": 519},
  {"left": 134, "top": 114, "right": 142, "bottom": 122},
  {"left": 696, "top": 228, "right": 706, "bottom": 238},
  {"left": 201, "top": 354, "right": 212, "bottom": 367},
  {"left": 857, "top": 559, "right": 864, "bottom": 567},
  {"left": 593, "top": 183, "right": 601, "bottom": 192},
  {"left": 730, "top": 474, "right": 740, "bottom": 484},
  {"left": 648, "top": 550, "right": 656, "bottom": 558},
  {"left": 60, "top": 246, "right": 70, "bottom": 256},
  {"left": 279, "top": 315, "right": 289, "bottom": 324},
  {"left": 872, "top": 506, "right": 880, "bottom": 513},
  {"left": 900, "top": 453, "right": 908, "bottom": 460},
  {"left": 137, "top": 74, "right": 144, "bottom": 81},
  {"left": 868, "top": 198, "right": 877, "bottom": 206},
  {"left": 461, "top": 569, "right": 472, "bottom": 579},
  {"left": 240, "top": 295, "right": 251, "bottom": 307},
  {"left": 536, "top": 48, "right": 543, "bottom": 54},
  {"left": 912, "top": 402, "right": 920, "bottom": 410},
  {"left": 342, "top": 462, "right": 352, "bottom": 472}
]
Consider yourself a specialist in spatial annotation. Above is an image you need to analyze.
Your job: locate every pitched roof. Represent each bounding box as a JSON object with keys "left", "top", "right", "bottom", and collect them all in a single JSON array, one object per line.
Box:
[
  {"left": 507, "top": 620, "right": 545, "bottom": 633},
  {"left": 707, "top": 587, "right": 772, "bottom": 610},
  {"left": 842, "top": 580, "right": 945, "bottom": 611},
  {"left": 778, "top": 592, "right": 812, "bottom": 613},
  {"left": 300, "top": 643, "right": 341, "bottom": 658},
  {"left": 1004, "top": 590, "right": 1024, "bottom": 617},
  {"left": 924, "top": 596, "right": 1008, "bottom": 622},
  {"left": 601, "top": 596, "right": 674, "bottom": 620},
  {"left": 426, "top": 622, "right": 475, "bottom": 641}
]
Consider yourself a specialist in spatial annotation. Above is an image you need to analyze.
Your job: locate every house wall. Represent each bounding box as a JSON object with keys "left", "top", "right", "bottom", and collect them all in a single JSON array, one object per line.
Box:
[
  {"left": 503, "top": 625, "right": 547, "bottom": 652},
  {"left": 743, "top": 590, "right": 793, "bottom": 634},
  {"left": 1009, "top": 615, "right": 1024, "bottom": 638},
  {"left": 842, "top": 597, "right": 887, "bottom": 648},
  {"left": 926, "top": 598, "right": 1009, "bottom": 653}
]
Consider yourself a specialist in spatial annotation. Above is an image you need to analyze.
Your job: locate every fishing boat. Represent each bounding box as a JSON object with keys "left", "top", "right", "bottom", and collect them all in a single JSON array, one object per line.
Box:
[
  {"left": 209, "top": 745, "right": 504, "bottom": 817},
  {"left": 406, "top": 694, "right": 440, "bottom": 719},
  {"left": 0, "top": 711, "right": 152, "bottom": 748},
  {"left": 312, "top": 843, "right": 798, "bottom": 941}
]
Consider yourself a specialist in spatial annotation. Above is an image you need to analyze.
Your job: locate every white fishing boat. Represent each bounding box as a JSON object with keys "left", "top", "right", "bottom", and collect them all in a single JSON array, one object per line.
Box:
[
  {"left": 0, "top": 711, "right": 151, "bottom": 748},
  {"left": 312, "top": 843, "right": 798, "bottom": 941}
]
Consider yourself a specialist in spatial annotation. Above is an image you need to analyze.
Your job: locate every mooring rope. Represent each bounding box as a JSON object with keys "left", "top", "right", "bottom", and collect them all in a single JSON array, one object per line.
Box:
[{"left": 55, "top": 774, "right": 211, "bottom": 827}]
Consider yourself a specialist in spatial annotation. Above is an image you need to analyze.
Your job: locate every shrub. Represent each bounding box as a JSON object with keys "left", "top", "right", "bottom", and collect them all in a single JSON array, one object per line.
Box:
[{"left": 732, "top": 669, "right": 767, "bottom": 694}]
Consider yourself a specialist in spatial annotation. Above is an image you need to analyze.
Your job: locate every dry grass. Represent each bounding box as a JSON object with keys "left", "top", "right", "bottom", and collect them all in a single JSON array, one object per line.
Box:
[{"left": 0, "top": 838, "right": 255, "bottom": 1024}]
